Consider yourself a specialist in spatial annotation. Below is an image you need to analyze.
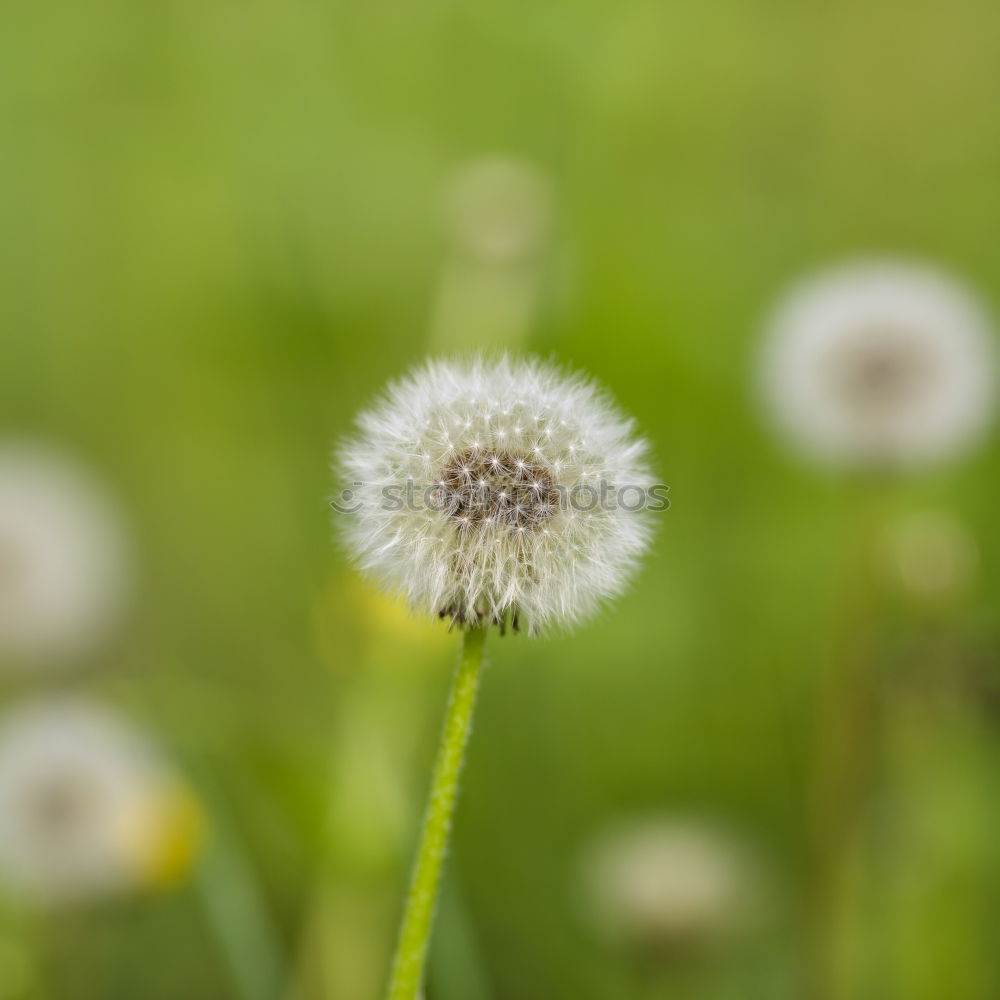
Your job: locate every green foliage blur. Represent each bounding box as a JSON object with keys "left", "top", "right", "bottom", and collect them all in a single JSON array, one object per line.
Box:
[{"left": 3, "top": 1, "right": 1000, "bottom": 998}]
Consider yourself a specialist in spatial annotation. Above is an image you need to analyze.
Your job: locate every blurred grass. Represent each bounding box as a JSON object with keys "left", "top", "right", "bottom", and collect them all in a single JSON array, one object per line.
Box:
[{"left": 3, "top": 0, "right": 1000, "bottom": 997}]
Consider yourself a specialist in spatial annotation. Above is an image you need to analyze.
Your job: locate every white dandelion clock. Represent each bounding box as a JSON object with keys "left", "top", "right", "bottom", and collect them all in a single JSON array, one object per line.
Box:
[
  {"left": 0, "top": 443, "right": 131, "bottom": 669},
  {"left": 579, "top": 818, "right": 762, "bottom": 959},
  {"left": 0, "top": 699, "right": 199, "bottom": 904},
  {"left": 759, "top": 260, "right": 998, "bottom": 468},
  {"left": 339, "top": 356, "right": 655, "bottom": 633},
  {"left": 336, "top": 357, "right": 658, "bottom": 1000}
]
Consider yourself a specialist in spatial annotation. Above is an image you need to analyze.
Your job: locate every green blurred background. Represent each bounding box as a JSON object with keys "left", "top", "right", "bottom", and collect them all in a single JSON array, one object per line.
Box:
[{"left": 3, "top": 0, "right": 1000, "bottom": 997}]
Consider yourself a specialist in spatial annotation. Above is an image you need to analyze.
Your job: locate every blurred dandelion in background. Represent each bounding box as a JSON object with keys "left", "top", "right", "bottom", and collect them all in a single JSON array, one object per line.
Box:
[
  {"left": 758, "top": 261, "right": 998, "bottom": 469},
  {"left": 0, "top": 698, "right": 201, "bottom": 905},
  {"left": 757, "top": 263, "right": 998, "bottom": 998},
  {"left": 577, "top": 817, "right": 765, "bottom": 962},
  {"left": 430, "top": 157, "right": 553, "bottom": 352},
  {"left": 0, "top": 443, "right": 131, "bottom": 670}
]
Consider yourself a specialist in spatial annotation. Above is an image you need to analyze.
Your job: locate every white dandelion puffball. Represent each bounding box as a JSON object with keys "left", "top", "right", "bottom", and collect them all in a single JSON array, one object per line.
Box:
[
  {"left": 579, "top": 818, "right": 759, "bottom": 957},
  {"left": 759, "top": 260, "right": 998, "bottom": 468},
  {"left": 443, "top": 157, "right": 552, "bottom": 264},
  {"left": 0, "top": 443, "right": 131, "bottom": 668},
  {"left": 338, "top": 357, "right": 655, "bottom": 633},
  {"left": 0, "top": 699, "right": 184, "bottom": 904}
]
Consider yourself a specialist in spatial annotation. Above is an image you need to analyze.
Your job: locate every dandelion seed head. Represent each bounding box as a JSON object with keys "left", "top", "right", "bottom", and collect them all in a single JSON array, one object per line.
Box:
[
  {"left": 759, "top": 260, "right": 998, "bottom": 468},
  {"left": 0, "top": 443, "right": 131, "bottom": 669},
  {"left": 578, "top": 817, "right": 762, "bottom": 959},
  {"left": 337, "top": 357, "right": 654, "bottom": 633},
  {"left": 0, "top": 699, "right": 198, "bottom": 904}
]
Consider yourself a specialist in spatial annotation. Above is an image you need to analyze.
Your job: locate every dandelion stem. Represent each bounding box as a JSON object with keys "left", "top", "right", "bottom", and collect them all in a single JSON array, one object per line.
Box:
[
  {"left": 386, "top": 625, "right": 488, "bottom": 1000},
  {"left": 804, "top": 482, "right": 891, "bottom": 1000}
]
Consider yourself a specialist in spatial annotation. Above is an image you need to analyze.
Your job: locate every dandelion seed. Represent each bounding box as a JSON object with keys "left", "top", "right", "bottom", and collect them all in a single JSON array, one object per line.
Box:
[{"left": 758, "top": 260, "right": 998, "bottom": 468}]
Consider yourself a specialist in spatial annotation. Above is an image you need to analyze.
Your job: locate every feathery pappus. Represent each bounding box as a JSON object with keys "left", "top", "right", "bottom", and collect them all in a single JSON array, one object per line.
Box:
[{"left": 337, "top": 357, "right": 657, "bottom": 633}]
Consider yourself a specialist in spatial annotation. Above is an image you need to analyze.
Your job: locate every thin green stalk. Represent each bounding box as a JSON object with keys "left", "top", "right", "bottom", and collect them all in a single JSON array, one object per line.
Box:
[
  {"left": 386, "top": 625, "right": 488, "bottom": 1000},
  {"left": 803, "top": 482, "right": 891, "bottom": 1000},
  {"left": 196, "top": 828, "right": 288, "bottom": 1000}
]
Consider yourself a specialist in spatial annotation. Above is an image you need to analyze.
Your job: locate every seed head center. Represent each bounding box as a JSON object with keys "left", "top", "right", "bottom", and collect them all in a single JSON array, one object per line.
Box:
[
  {"left": 31, "top": 774, "right": 100, "bottom": 835},
  {"left": 832, "top": 328, "right": 931, "bottom": 411},
  {"left": 439, "top": 448, "right": 559, "bottom": 531}
]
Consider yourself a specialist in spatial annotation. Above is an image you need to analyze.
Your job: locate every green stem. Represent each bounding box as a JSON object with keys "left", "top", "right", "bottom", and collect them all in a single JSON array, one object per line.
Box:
[
  {"left": 803, "top": 482, "right": 891, "bottom": 1000},
  {"left": 386, "top": 625, "right": 488, "bottom": 1000},
  {"left": 196, "top": 825, "right": 288, "bottom": 1000}
]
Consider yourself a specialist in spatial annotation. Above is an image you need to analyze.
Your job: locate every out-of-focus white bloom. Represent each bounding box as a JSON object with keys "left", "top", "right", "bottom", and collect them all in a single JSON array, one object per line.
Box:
[
  {"left": 882, "top": 510, "right": 977, "bottom": 601},
  {"left": 338, "top": 357, "right": 654, "bottom": 633},
  {"left": 0, "top": 699, "right": 200, "bottom": 904},
  {"left": 759, "top": 261, "right": 997, "bottom": 468},
  {"left": 443, "top": 156, "right": 552, "bottom": 264},
  {"left": 578, "top": 818, "right": 761, "bottom": 957},
  {"left": 0, "top": 443, "right": 131, "bottom": 668}
]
